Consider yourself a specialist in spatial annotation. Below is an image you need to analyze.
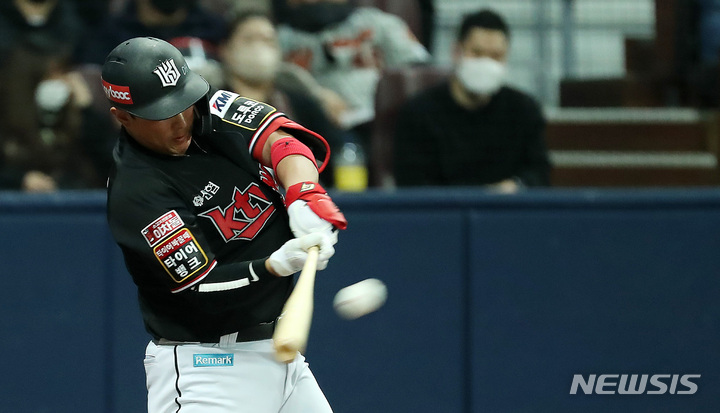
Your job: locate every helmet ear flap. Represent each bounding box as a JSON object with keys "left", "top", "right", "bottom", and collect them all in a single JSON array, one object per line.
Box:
[{"left": 193, "top": 97, "right": 212, "bottom": 136}]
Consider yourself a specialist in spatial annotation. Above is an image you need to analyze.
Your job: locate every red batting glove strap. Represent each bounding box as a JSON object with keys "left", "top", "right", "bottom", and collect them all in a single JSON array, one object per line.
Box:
[
  {"left": 284, "top": 181, "right": 326, "bottom": 206},
  {"left": 285, "top": 182, "right": 348, "bottom": 230}
]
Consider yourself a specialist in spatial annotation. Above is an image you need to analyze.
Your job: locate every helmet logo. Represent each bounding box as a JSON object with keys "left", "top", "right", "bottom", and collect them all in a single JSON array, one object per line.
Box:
[
  {"left": 102, "top": 79, "right": 134, "bottom": 104},
  {"left": 153, "top": 58, "right": 181, "bottom": 87}
]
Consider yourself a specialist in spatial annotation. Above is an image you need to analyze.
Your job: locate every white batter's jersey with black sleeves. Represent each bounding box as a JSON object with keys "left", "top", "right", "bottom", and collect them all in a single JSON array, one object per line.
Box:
[{"left": 107, "top": 90, "right": 328, "bottom": 343}]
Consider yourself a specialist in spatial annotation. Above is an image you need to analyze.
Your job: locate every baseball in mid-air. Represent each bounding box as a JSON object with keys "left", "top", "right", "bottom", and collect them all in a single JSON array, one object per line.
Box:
[{"left": 333, "top": 278, "right": 388, "bottom": 320}]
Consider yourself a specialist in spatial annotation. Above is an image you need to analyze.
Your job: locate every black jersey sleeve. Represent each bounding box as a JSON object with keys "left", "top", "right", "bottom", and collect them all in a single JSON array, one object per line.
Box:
[{"left": 207, "top": 89, "right": 330, "bottom": 171}]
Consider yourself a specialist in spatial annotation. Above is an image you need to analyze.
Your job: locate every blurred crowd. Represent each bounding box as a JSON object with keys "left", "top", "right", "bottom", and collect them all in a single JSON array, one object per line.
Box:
[{"left": 0, "top": 0, "right": 551, "bottom": 193}]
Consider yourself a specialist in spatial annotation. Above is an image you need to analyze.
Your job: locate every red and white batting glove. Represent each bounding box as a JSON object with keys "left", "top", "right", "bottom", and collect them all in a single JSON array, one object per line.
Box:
[
  {"left": 285, "top": 182, "right": 347, "bottom": 239},
  {"left": 268, "top": 232, "right": 336, "bottom": 277}
]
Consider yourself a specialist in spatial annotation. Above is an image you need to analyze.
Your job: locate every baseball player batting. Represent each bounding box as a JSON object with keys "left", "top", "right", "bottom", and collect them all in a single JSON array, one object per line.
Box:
[{"left": 102, "top": 37, "right": 347, "bottom": 412}]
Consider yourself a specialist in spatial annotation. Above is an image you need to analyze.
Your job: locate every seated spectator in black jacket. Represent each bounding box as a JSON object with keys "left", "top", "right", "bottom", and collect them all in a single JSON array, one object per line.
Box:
[
  {"left": 393, "top": 9, "right": 551, "bottom": 191},
  {"left": 0, "top": 0, "right": 112, "bottom": 191}
]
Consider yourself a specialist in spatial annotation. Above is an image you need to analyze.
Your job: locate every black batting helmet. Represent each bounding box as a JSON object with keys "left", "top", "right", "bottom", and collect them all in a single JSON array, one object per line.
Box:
[{"left": 101, "top": 37, "right": 209, "bottom": 120}]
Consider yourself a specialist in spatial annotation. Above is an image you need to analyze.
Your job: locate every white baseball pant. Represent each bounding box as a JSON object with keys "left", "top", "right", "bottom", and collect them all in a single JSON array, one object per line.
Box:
[{"left": 143, "top": 339, "right": 333, "bottom": 413}]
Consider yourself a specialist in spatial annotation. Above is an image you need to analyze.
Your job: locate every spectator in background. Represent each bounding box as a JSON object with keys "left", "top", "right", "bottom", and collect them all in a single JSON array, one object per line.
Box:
[
  {"left": 211, "top": 0, "right": 272, "bottom": 17},
  {"left": 78, "top": 0, "right": 228, "bottom": 65},
  {"left": 218, "top": 11, "right": 350, "bottom": 187},
  {"left": 0, "top": 0, "right": 112, "bottom": 191},
  {"left": 169, "top": 36, "right": 225, "bottom": 89},
  {"left": 0, "top": 0, "right": 83, "bottom": 62},
  {"left": 696, "top": 0, "right": 720, "bottom": 66},
  {"left": 206, "top": 1, "right": 350, "bottom": 128},
  {"left": 393, "top": 9, "right": 550, "bottom": 191},
  {"left": 274, "top": 0, "right": 430, "bottom": 149},
  {"left": 12, "top": 67, "right": 115, "bottom": 190},
  {"left": 68, "top": 0, "right": 112, "bottom": 31},
  {"left": 675, "top": 0, "right": 720, "bottom": 107}
]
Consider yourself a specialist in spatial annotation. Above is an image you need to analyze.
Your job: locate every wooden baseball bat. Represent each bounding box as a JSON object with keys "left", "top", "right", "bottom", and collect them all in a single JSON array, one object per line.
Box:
[{"left": 273, "top": 246, "right": 319, "bottom": 363}]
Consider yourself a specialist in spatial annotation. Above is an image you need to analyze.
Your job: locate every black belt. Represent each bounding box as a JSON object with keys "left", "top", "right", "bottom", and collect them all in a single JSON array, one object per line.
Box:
[
  {"left": 226, "top": 322, "right": 275, "bottom": 342},
  {"left": 154, "top": 322, "right": 275, "bottom": 345}
]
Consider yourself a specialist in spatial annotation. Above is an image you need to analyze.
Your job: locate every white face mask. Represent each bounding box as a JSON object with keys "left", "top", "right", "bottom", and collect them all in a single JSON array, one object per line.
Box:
[
  {"left": 25, "top": 13, "right": 49, "bottom": 27},
  {"left": 227, "top": 43, "right": 281, "bottom": 84},
  {"left": 456, "top": 56, "right": 506, "bottom": 96},
  {"left": 35, "top": 78, "right": 70, "bottom": 112}
]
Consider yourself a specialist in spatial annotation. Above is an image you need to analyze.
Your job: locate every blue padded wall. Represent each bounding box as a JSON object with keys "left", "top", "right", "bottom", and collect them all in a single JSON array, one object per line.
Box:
[
  {"left": 1, "top": 189, "right": 718, "bottom": 413},
  {"left": 307, "top": 209, "right": 468, "bottom": 413},
  {"left": 0, "top": 194, "right": 110, "bottom": 412},
  {"left": 468, "top": 204, "right": 720, "bottom": 412}
]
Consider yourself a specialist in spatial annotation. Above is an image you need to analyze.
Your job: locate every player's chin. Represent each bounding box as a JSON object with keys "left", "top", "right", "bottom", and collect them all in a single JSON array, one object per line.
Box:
[{"left": 169, "top": 136, "right": 192, "bottom": 155}]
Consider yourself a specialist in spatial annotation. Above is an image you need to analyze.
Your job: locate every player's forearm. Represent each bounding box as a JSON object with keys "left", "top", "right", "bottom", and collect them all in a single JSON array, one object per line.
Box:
[
  {"left": 262, "top": 130, "right": 320, "bottom": 188},
  {"left": 275, "top": 155, "right": 319, "bottom": 188}
]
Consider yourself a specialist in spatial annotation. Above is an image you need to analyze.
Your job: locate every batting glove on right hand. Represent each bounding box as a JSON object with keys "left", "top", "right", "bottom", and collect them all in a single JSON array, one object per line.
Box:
[
  {"left": 268, "top": 232, "right": 335, "bottom": 277},
  {"left": 288, "top": 200, "right": 339, "bottom": 244},
  {"left": 285, "top": 182, "right": 347, "bottom": 239}
]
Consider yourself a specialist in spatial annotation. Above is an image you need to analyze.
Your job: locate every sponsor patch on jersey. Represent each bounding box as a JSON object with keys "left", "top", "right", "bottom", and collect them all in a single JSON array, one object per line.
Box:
[
  {"left": 193, "top": 354, "right": 234, "bottom": 367},
  {"left": 192, "top": 181, "right": 220, "bottom": 207},
  {"left": 141, "top": 210, "right": 185, "bottom": 247},
  {"left": 209, "top": 90, "right": 240, "bottom": 118},
  {"left": 211, "top": 93, "right": 276, "bottom": 132},
  {"left": 226, "top": 98, "right": 275, "bottom": 131},
  {"left": 154, "top": 229, "right": 209, "bottom": 283}
]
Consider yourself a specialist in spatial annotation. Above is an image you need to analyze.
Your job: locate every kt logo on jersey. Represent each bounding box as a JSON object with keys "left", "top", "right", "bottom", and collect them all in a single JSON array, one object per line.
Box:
[{"left": 198, "top": 183, "right": 275, "bottom": 242}]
